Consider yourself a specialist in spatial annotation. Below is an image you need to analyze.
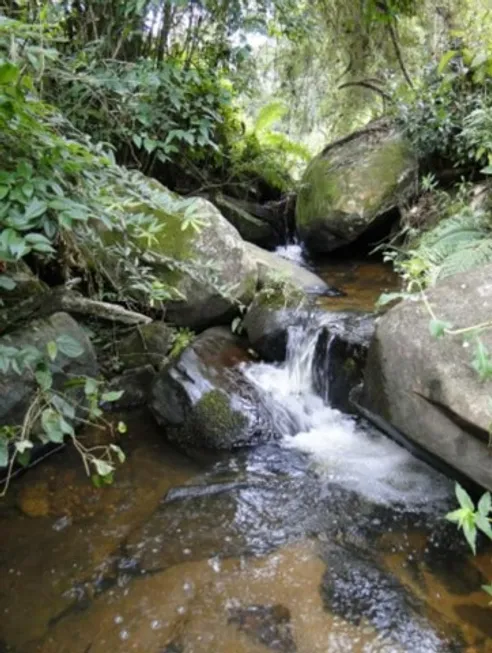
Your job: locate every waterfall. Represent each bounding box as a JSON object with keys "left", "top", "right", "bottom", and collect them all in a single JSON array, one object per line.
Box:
[{"left": 243, "top": 322, "right": 452, "bottom": 508}]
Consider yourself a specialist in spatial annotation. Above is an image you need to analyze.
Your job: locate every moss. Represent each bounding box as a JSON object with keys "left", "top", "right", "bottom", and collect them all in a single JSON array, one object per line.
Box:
[
  {"left": 296, "top": 132, "right": 416, "bottom": 228},
  {"left": 188, "top": 389, "right": 247, "bottom": 448},
  {"left": 255, "top": 283, "right": 305, "bottom": 311}
]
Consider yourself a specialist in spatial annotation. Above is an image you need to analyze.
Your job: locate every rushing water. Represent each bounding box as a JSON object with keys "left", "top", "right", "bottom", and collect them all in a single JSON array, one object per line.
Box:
[{"left": 1, "top": 260, "right": 492, "bottom": 653}]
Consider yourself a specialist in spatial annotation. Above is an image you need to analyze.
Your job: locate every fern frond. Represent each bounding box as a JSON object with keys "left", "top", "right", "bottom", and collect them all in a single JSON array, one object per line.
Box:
[
  {"left": 253, "top": 101, "right": 288, "bottom": 134},
  {"left": 436, "top": 238, "right": 492, "bottom": 281},
  {"left": 261, "top": 131, "right": 311, "bottom": 160}
]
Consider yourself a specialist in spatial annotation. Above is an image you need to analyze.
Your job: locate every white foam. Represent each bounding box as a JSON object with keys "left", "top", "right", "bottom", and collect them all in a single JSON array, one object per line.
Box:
[{"left": 243, "top": 323, "right": 452, "bottom": 508}]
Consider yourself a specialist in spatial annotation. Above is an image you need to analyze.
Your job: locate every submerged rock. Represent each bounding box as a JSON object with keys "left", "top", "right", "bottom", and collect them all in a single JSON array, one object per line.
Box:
[
  {"left": 296, "top": 121, "right": 417, "bottom": 253},
  {"left": 361, "top": 264, "right": 492, "bottom": 491},
  {"left": 0, "top": 312, "right": 98, "bottom": 430},
  {"left": 150, "top": 326, "right": 278, "bottom": 449},
  {"left": 228, "top": 604, "right": 296, "bottom": 653},
  {"left": 320, "top": 545, "right": 462, "bottom": 652},
  {"left": 243, "top": 283, "right": 311, "bottom": 361}
]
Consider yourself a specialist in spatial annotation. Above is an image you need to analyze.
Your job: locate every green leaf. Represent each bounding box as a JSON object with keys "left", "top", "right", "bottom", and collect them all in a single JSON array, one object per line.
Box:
[
  {"left": 56, "top": 334, "right": 84, "bottom": 358},
  {"left": 50, "top": 394, "right": 76, "bottom": 419},
  {"left": 445, "top": 508, "right": 463, "bottom": 524},
  {"left": 15, "top": 440, "right": 33, "bottom": 454},
  {"left": 84, "top": 377, "right": 99, "bottom": 396},
  {"left": 24, "top": 198, "right": 48, "bottom": 221},
  {"left": 376, "top": 292, "right": 408, "bottom": 308},
  {"left": 456, "top": 484, "right": 475, "bottom": 512},
  {"left": 478, "top": 492, "right": 491, "bottom": 517},
  {"left": 110, "top": 443, "right": 126, "bottom": 463},
  {"left": 117, "top": 421, "right": 127, "bottom": 434},
  {"left": 475, "top": 513, "right": 492, "bottom": 540},
  {"left": 93, "top": 459, "right": 114, "bottom": 477},
  {"left": 46, "top": 340, "right": 58, "bottom": 361},
  {"left": 132, "top": 134, "right": 142, "bottom": 149},
  {"left": 463, "top": 518, "right": 477, "bottom": 554},
  {"left": 41, "top": 408, "right": 64, "bottom": 443},
  {"left": 0, "top": 437, "right": 8, "bottom": 467},
  {"left": 0, "top": 275, "right": 16, "bottom": 290},
  {"left": 0, "top": 186, "right": 9, "bottom": 200},
  {"left": 101, "top": 390, "right": 124, "bottom": 403},
  {"left": 0, "top": 62, "right": 19, "bottom": 84},
  {"left": 429, "top": 319, "right": 452, "bottom": 339},
  {"left": 35, "top": 365, "right": 53, "bottom": 391},
  {"left": 438, "top": 50, "right": 458, "bottom": 75}
]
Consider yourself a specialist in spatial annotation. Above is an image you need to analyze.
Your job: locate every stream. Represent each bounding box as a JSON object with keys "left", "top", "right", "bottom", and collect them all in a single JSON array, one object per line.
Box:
[{"left": 1, "top": 256, "right": 492, "bottom": 653}]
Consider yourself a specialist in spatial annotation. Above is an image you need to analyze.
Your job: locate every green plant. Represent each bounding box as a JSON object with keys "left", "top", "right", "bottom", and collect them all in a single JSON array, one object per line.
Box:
[
  {"left": 446, "top": 483, "right": 492, "bottom": 599},
  {"left": 0, "top": 335, "right": 126, "bottom": 494},
  {"left": 169, "top": 328, "right": 195, "bottom": 358}
]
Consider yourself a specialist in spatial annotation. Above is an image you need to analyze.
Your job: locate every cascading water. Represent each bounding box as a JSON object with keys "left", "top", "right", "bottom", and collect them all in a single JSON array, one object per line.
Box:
[{"left": 243, "top": 320, "right": 452, "bottom": 508}]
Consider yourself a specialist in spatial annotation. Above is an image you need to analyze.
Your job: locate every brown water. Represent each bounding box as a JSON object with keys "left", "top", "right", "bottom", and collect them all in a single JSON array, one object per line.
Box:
[
  {"left": 1, "top": 260, "right": 491, "bottom": 653},
  {"left": 315, "top": 258, "right": 401, "bottom": 312}
]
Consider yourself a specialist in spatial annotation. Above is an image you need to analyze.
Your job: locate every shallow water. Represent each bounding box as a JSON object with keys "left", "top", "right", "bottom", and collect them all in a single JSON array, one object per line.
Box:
[{"left": 1, "top": 259, "right": 491, "bottom": 653}]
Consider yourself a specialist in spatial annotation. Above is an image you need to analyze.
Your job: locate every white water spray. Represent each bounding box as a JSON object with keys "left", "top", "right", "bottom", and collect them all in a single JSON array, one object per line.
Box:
[{"left": 243, "top": 322, "right": 452, "bottom": 507}]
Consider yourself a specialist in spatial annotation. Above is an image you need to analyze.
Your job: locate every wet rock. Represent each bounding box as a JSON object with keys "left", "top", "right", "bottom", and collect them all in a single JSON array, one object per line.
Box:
[
  {"left": 296, "top": 121, "right": 417, "bottom": 253},
  {"left": 150, "top": 326, "right": 279, "bottom": 449},
  {"left": 243, "top": 284, "right": 311, "bottom": 361},
  {"left": 0, "top": 312, "right": 98, "bottom": 431},
  {"left": 320, "top": 545, "right": 462, "bottom": 652},
  {"left": 245, "top": 242, "right": 331, "bottom": 295},
  {"left": 228, "top": 604, "right": 296, "bottom": 653},
  {"left": 313, "top": 312, "right": 375, "bottom": 412},
  {"left": 215, "top": 194, "right": 281, "bottom": 248},
  {"left": 116, "top": 322, "right": 173, "bottom": 370},
  {"left": 361, "top": 264, "right": 492, "bottom": 490}
]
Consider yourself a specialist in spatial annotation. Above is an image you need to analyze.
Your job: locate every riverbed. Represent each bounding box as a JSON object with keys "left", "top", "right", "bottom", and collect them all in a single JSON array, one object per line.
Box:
[{"left": 1, "top": 258, "right": 491, "bottom": 653}]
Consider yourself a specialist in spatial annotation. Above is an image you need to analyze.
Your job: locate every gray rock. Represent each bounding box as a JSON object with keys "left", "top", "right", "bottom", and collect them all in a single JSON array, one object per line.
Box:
[
  {"left": 245, "top": 242, "right": 330, "bottom": 295},
  {"left": 214, "top": 194, "right": 281, "bottom": 249},
  {"left": 0, "top": 312, "right": 98, "bottom": 428},
  {"left": 296, "top": 121, "right": 418, "bottom": 253},
  {"left": 103, "top": 365, "right": 156, "bottom": 410},
  {"left": 361, "top": 265, "right": 492, "bottom": 490},
  {"left": 150, "top": 326, "right": 279, "bottom": 449}
]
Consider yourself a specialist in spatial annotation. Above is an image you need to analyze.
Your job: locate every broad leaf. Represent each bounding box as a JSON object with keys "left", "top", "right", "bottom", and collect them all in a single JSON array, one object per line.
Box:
[{"left": 56, "top": 334, "right": 84, "bottom": 358}]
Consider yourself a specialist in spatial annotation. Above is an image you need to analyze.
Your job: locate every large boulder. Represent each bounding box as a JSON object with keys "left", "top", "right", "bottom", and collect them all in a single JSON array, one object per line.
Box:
[
  {"left": 103, "top": 176, "right": 258, "bottom": 330},
  {"left": 296, "top": 122, "right": 418, "bottom": 253},
  {"left": 244, "top": 242, "right": 331, "bottom": 295},
  {"left": 150, "top": 327, "right": 278, "bottom": 449},
  {"left": 0, "top": 312, "right": 98, "bottom": 428},
  {"left": 361, "top": 265, "right": 492, "bottom": 491}
]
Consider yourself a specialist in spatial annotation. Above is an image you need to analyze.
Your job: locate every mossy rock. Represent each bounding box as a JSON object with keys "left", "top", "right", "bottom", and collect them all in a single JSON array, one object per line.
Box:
[
  {"left": 116, "top": 321, "right": 174, "bottom": 370},
  {"left": 296, "top": 122, "right": 418, "bottom": 253},
  {"left": 99, "top": 174, "right": 258, "bottom": 330},
  {"left": 150, "top": 327, "right": 278, "bottom": 450},
  {"left": 0, "top": 261, "right": 48, "bottom": 306}
]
